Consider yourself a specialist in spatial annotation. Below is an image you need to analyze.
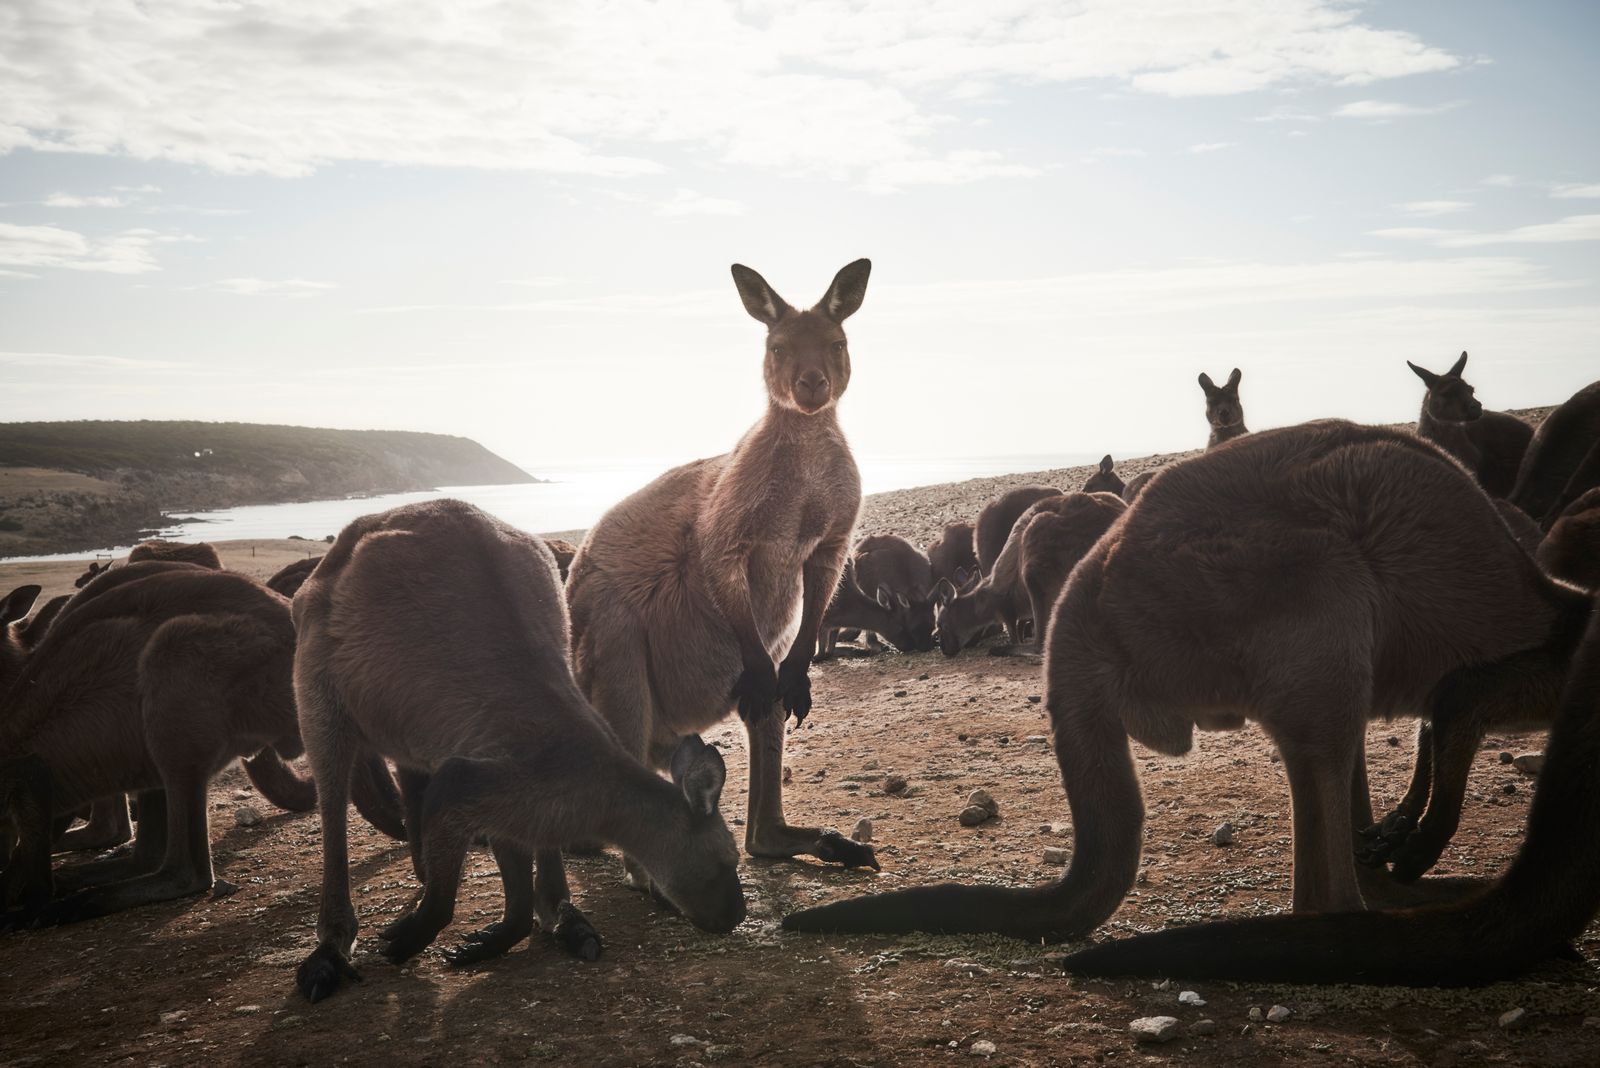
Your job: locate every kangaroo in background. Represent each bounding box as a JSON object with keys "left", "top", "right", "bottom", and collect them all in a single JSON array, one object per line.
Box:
[
  {"left": 975, "top": 485, "right": 1060, "bottom": 576},
  {"left": 543, "top": 537, "right": 579, "bottom": 582},
  {"left": 853, "top": 534, "right": 938, "bottom": 653},
  {"left": 1198, "top": 368, "right": 1248, "bottom": 448},
  {"left": 926, "top": 520, "right": 978, "bottom": 590},
  {"left": 265, "top": 556, "right": 323, "bottom": 598},
  {"left": 1081, "top": 455, "right": 1125, "bottom": 497},
  {"left": 565, "top": 259, "right": 878, "bottom": 901},
  {"left": 784, "top": 422, "right": 1587, "bottom": 941},
  {"left": 1511, "top": 378, "right": 1600, "bottom": 528},
  {"left": 1408, "top": 352, "right": 1533, "bottom": 499},
  {"left": 1538, "top": 487, "right": 1600, "bottom": 592},
  {"left": 933, "top": 493, "right": 1066, "bottom": 656},
  {"left": 1018, "top": 492, "right": 1126, "bottom": 647},
  {"left": 128, "top": 539, "right": 224, "bottom": 569},
  {"left": 817, "top": 556, "right": 918, "bottom": 659}
]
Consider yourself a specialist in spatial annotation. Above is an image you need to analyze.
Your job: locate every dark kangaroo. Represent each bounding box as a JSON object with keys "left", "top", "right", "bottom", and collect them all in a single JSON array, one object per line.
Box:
[
  {"left": 932, "top": 493, "right": 1066, "bottom": 656},
  {"left": 1408, "top": 352, "right": 1533, "bottom": 499},
  {"left": 292, "top": 500, "right": 744, "bottom": 1002},
  {"left": 1538, "top": 487, "right": 1600, "bottom": 591},
  {"left": 1017, "top": 492, "right": 1126, "bottom": 646},
  {"left": 563, "top": 259, "right": 878, "bottom": 893},
  {"left": 1198, "top": 368, "right": 1248, "bottom": 448},
  {"left": 926, "top": 520, "right": 978, "bottom": 590},
  {"left": 975, "top": 485, "right": 1060, "bottom": 577},
  {"left": 265, "top": 555, "right": 324, "bottom": 598},
  {"left": 128, "top": 539, "right": 225, "bottom": 569},
  {"left": 1061, "top": 593, "right": 1600, "bottom": 985},
  {"left": 1081, "top": 455, "right": 1125, "bottom": 497},
  {"left": 543, "top": 537, "right": 579, "bottom": 581},
  {"left": 853, "top": 533, "right": 938, "bottom": 653},
  {"left": 1510, "top": 379, "right": 1600, "bottom": 528},
  {"left": 817, "top": 556, "right": 917, "bottom": 659},
  {"left": 784, "top": 421, "right": 1587, "bottom": 940},
  {"left": 72, "top": 561, "right": 111, "bottom": 589}
]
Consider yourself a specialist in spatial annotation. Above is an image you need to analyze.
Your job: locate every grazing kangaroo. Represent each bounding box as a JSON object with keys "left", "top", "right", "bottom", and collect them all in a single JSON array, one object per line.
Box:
[
  {"left": 853, "top": 534, "right": 938, "bottom": 653},
  {"left": 564, "top": 259, "right": 878, "bottom": 889},
  {"left": 975, "top": 485, "right": 1061, "bottom": 576},
  {"left": 72, "top": 560, "right": 111, "bottom": 589},
  {"left": 292, "top": 500, "right": 744, "bottom": 1002},
  {"left": 1120, "top": 469, "right": 1155, "bottom": 503},
  {"left": 1081, "top": 455, "right": 1125, "bottom": 497},
  {"left": 932, "top": 493, "right": 1065, "bottom": 656},
  {"left": 544, "top": 537, "right": 578, "bottom": 582},
  {"left": 817, "top": 557, "right": 917, "bottom": 659},
  {"left": 1198, "top": 368, "right": 1248, "bottom": 448},
  {"left": 926, "top": 520, "right": 978, "bottom": 590},
  {"left": 1538, "top": 487, "right": 1600, "bottom": 591},
  {"left": 1062, "top": 597, "right": 1600, "bottom": 985},
  {"left": 784, "top": 421, "right": 1588, "bottom": 940},
  {"left": 265, "top": 556, "right": 323, "bottom": 598},
  {"left": 1408, "top": 352, "right": 1533, "bottom": 499},
  {"left": 1510, "top": 379, "right": 1600, "bottom": 528},
  {"left": 1017, "top": 492, "right": 1126, "bottom": 646},
  {"left": 128, "top": 539, "right": 224, "bottom": 569}
]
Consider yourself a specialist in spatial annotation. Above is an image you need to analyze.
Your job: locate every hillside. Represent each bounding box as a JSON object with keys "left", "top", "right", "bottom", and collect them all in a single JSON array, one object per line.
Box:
[{"left": 0, "top": 420, "right": 536, "bottom": 555}]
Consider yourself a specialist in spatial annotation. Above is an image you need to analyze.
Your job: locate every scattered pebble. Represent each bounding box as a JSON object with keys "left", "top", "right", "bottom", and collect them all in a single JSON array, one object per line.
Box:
[
  {"left": 1512, "top": 753, "right": 1545, "bottom": 776},
  {"left": 969, "top": 1039, "right": 996, "bottom": 1057},
  {"left": 1191, "top": 1019, "right": 1217, "bottom": 1036},
  {"left": 1042, "top": 847, "right": 1068, "bottom": 865},
  {"left": 884, "top": 775, "right": 908, "bottom": 796},
  {"left": 233, "top": 1005, "right": 262, "bottom": 1016},
  {"left": 1024, "top": 735, "right": 1047, "bottom": 745},
  {"left": 1178, "top": 990, "right": 1206, "bottom": 1007},
  {"left": 159, "top": 1010, "right": 187, "bottom": 1026},
  {"left": 1027, "top": 695, "right": 1041, "bottom": 704},
  {"left": 967, "top": 789, "right": 999, "bottom": 816},
  {"left": 918, "top": 673, "right": 929, "bottom": 681},
  {"left": 1248, "top": 1007, "right": 1264, "bottom": 1023},
  {"left": 1497, "top": 1008, "right": 1526, "bottom": 1031},
  {"left": 1501, "top": 782, "right": 1517, "bottom": 796},
  {"left": 1213, "top": 822, "right": 1235, "bottom": 847},
  {"left": 234, "top": 806, "right": 264, "bottom": 828},
  {"left": 670, "top": 1034, "right": 704, "bottom": 1048},
  {"left": 852, "top": 818, "right": 873, "bottom": 844},
  {"left": 1387, "top": 736, "right": 1401, "bottom": 747},
  {"left": 863, "top": 759, "right": 879, "bottom": 771},
  {"left": 1129, "top": 1016, "right": 1181, "bottom": 1044},
  {"left": 782, "top": 767, "right": 792, "bottom": 784},
  {"left": 893, "top": 689, "right": 907, "bottom": 698},
  {"left": 959, "top": 805, "right": 991, "bottom": 827},
  {"left": 1266, "top": 1005, "right": 1292, "bottom": 1023},
  {"left": 1498, "top": 751, "right": 1514, "bottom": 765}
]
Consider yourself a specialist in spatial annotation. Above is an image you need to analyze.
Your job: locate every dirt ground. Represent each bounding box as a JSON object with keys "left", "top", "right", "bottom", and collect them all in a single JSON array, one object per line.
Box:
[{"left": 0, "top": 632, "right": 1595, "bottom": 1066}]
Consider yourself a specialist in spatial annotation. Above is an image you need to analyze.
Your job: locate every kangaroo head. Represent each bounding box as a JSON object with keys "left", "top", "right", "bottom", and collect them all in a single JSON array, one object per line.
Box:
[
  {"left": 659, "top": 736, "right": 746, "bottom": 934},
  {"left": 1197, "top": 368, "right": 1245, "bottom": 431},
  {"left": 872, "top": 580, "right": 937, "bottom": 653},
  {"left": 1408, "top": 351, "right": 1483, "bottom": 423},
  {"left": 1082, "top": 454, "right": 1125, "bottom": 496},
  {"left": 932, "top": 578, "right": 982, "bottom": 657},
  {"left": 0, "top": 584, "right": 42, "bottom": 690},
  {"left": 731, "top": 259, "right": 871, "bottom": 416}
]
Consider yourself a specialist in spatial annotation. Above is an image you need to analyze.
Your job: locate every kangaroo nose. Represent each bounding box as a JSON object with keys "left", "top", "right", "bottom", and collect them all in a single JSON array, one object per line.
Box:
[{"left": 798, "top": 370, "right": 828, "bottom": 391}]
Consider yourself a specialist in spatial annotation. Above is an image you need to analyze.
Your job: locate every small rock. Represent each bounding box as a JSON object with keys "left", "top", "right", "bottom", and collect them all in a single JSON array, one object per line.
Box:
[
  {"left": 863, "top": 759, "right": 879, "bottom": 771},
  {"left": 1024, "top": 735, "right": 1047, "bottom": 745},
  {"left": 967, "top": 789, "right": 999, "bottom": 816},
  {"left": 1042, "top": 847, "right": 1068, "bottom": 865},
  {"left": 1248, "top": 1007, "right": 1264, "bottom": 1023},
  {"left": 233, "top": 1005, "right": 262, "bottom": 1016},
  {"left": 210, "top": 878, "right": 240, "bottom": 900},
  {"left": 893, "top": 689, "right": 907, "bottom": 697},
  {"left": 670, "top": 1034, "right": 703, "bottom": 1048},
  {"left": 996, "top": 735, "right": 1009, "bottom": 746},
  {"left": 852, "top": 818, "right": 873, "bottom": 844},
  {"left": 234, "top": 806, "right": 264, "bottom": 828},
  {"left": 1191, "top": 1019, "right": 1217, "bottom": 1036},
  {"left": 782, "top": 766, "right": 792, "bottom": 784},
  {"left": 957, "top": 733, "right": 969, "bottom": 741},
  {"left": 1178, "top": 990, "right": 1206, "bottom": 1007},
  {"left": 1387, "top": 736, "right": 1400, "bottom": 747},
  {"left": 918, "top": 673, "right": 929, "bottom": 681},
  {"left": 969, "top": 1039, "right": 996, "bottom": 1057},
  {"left": 1129, "top": 1016, "right": 1181, "bottom": 1044},
  {"left": 943, "top": 959, "right": 992, "bottom": 976},
  {"left": 1512, "top": 753, "right": 1545, "bottom": 776},
  {"left": 1266, "top": 1005, "right": 1291, "bottom": 1023},
  {"left": 1027, "top": 695, "right": 1041, "bottom": 704},
  {"left": 1501, "top": 782, "right": 1517, "bottom": 796},
  {"left": 1213, "top": 822, "right": 1235, "bottom": 847},
  {"left": 884, "top": 775, "right": 908, "bottom": 796},
  {"left": 1498, "top": 751, "right": 1514, "bottom": 765},
  {"left": 159, "top": 1010, "right": 187, "bottom": 1026},
  {"left": 1497, "top": 1008, "right": 1526, "bottom": 1031},
  {"left": 959, "top": 805, "right": 991, "bottom": 827}
]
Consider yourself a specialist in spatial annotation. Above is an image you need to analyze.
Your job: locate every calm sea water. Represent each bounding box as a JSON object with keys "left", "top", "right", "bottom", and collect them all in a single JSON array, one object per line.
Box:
[{"left": 4, "top": 453, "right": 1095, "bottom": 562}]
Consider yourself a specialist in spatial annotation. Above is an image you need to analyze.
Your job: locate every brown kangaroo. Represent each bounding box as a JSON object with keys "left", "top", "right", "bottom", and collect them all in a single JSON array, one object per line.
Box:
[
  {"left": 784, "top": 421, "right": 1587, "bottom": 940},
  {"left": 926, "top": 520, "right": 978, "bottom": 590},
  {"left": 265, "top": 555, "right": 324, "bottom": 598},
  {"left": 128, "top": 539, "right": 224, "bottom": 569},
  {"left": 1120, "top": 468, "right": 1155, "bottom": 503},
  {"left": 1017, "top": 492, "right": 1126, "bottom": 646},
  {"left": 1061, "top": 595, "right": 1600, "bottom": 985},
  {"left": 1510, "top": 378, "right": 1600, "bottom": 528},
  {"left": 1408, "top": 352, "right": 1533, "bottom": 499},
  {"left": 564, "top": 260, "right": 878, "bottom": 895},
  {"left": 291, "top": 500, "right": 744, "bottom": 1002},
  {"left": 975, "top": 485, "right": 1061, "bottom": 576},
  {"left": 1198, "top": 368, "right": 1248, "bottom": 448},
  {"left": 853, "top": 533, "right": 938, "bottom": 653},
  {"left": 816, "top": 556, "right": 918, "bottom": 659},
  {"left": 1538, "top": 487, "right": 1600, "bottom": 591},
  {"left": 1081, "top": 455, "right": 1125, "bottom": 497},
  {"left": 72, "top": 560, "right": 111, "bottom": 589},
  {"left": 543, "top": 537, "right": 579, "bottom": 581},
  {"left": 933, "top": 493, "right": 1068, "bottom": 656}
]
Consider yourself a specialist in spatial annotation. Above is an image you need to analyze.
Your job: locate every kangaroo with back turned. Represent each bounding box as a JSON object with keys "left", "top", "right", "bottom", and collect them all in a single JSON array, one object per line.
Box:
[
  {"left": 1408, "top": 352, "right": 1533, "bottom": 499},
  {"left": 926, "top": 520, "right": 978, "bottom": 590},
  {"left": 564, "top": 259, "right": 879, "bottom": 902},
  {"left": 1510, "top": 378, "right": 1600, "bottom": 528}
]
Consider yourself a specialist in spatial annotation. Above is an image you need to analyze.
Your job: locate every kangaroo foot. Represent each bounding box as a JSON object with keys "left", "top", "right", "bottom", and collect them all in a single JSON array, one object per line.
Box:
[
  {"left": 442, "top": 919, "right": 533, "bottom": 967},
  {"left": 297, "top": 942, "right": 363, "bottom": 1003},
  {"left": 748, "top": 825, "right": 878, "bottom": 869},
  {"left": 1355, "top": 807, "right": 1417, "bottom": 867},
  {"left": 1387, "top": 829, "right": 1448, "bottom": 884},
  {"left": 378, "top": 909, "right": 447, "bottom": 964},
  {"left": 552, "top": 901, "right": 602, "bottom": 961},
  {"left": 813, "top": 830, "right": 880, "bottom": 870},
  {"left": 986, "top": 643, "right": 1042, "bottom": 660}
]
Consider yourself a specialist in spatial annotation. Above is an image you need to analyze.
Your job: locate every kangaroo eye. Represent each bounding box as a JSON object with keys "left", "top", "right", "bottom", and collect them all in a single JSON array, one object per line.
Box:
[
  {"left": 770, "top": 343, "right": 787, "bottom": 359},
  {"left": 832, "top": 340, "right": 847, "bottom": 354}
]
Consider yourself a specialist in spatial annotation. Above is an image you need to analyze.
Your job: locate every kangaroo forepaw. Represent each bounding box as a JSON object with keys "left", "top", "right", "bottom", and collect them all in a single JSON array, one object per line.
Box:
[
  {"left": 442, "top": 921, "right": 531, "bottom": 967},
  {"left": 378, "top": 910, "right": 444, "bottom": 964},
  {"left": 297, "top": 942, "right": 362, "bottom": 1003},
  {"left": 553, "top": 901, "right": 602, "bottom": 961},
  {"left": 1355, "top": 809, "right": 1417, "bottom": 867},
  {"left": 1388, "top": 833, "right": 1446, "bottom": 884},
  {"left": 813, "top": 830, "right": 879, "bottom": 871}
]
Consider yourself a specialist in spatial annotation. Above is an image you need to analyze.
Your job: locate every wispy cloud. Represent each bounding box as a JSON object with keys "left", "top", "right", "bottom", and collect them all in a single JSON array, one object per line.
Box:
[
  {"left": 210, "top": 277, "right": 336, "bottom": 297},
  {"left": 1370, "top": 214, "right": 1600, "bottom": 248},
  {"left": 1397, "top": 199, "right": 1472, "bottom": 217},
  {"left": 656, "top": 189, "right": 747, "bottom": 217},
  {"left": 1187, "top": 142, "right": 1236, "bottom": 154},
  {"left": 1551, "top": 183, "right": 1600, "bottom": 199},
  {"left": 43, "top": 192, "right": 127, "bottom": 208},
  {"left": 0, "top": 223, "right": 180, "bottom": 274},
  {"left": 861, "top": 150, "right": 1040, "bottom": 193},
  {"left": 1334, "top": 99, "right": 1460, "bottom": 120},
  {"left": 1084, "top": 146, "right": 1146, "bottom": 162}
]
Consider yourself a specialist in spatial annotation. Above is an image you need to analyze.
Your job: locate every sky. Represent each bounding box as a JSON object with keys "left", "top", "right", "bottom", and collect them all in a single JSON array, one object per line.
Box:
[{"left": 1, "top": 0, "right": 1597, "bottom": 475}]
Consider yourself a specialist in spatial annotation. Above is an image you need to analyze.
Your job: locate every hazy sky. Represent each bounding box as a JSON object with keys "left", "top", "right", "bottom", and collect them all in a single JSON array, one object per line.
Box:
[{"left": 2, "top": 1, "right": 1596, "bottom": 473}]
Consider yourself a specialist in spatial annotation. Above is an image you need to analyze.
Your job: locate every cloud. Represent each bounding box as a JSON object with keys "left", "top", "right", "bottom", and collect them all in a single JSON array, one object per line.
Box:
[
  {"left": 1187, "top": 142, "right": 1236, "bottom": 154},
  {"left": 1370, "top": 214, "right": 1600, "bottom": 248},
  {"left": 0, "top": 222, "right": 176, "bottom": 274},
  {"left": 1551, "top": 183, "right": 1600, "bottom": 199},
  {"left": 1334, "top": 99, "right": 1460, "bottom": 120},
  {"left": 1084, "top": 146, "right": 1146, "bottom": 162},
  {"left": 43, "top": 192, "right": 127, "bottom": 208},
  {"left": 1249, "top": 106, "right": 1320, "bottom": 123},
  {"left": 1397, "top": 199, "right": 1472, "bottom": 217},
  {"left": 861, "top": 150, "right": 1040, "bottom": 193},
  {"left": 210, "top": 277, "right": 337, "bottom": 297},
  {"left": 0, "top": 1, "right": 1461, "bottom": 183},
  {"left": 655, "top": 189, "right": 747, "bottom": 217},
  {"left": 1482, "top": 173, "right": 1520, "bottom": 187}
]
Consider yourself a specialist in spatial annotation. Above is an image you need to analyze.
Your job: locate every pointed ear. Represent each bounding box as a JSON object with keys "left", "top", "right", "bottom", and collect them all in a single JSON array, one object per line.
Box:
[
  {"left": 875, "top": 583, "right": 894, "bottom": 610},
  {"left": 934, "top": 577, "right": 958, "bottom": 605},
  {"left": 1448, "top": 351, "right": 1468, "bottom": 377},
  {"left": 670, "top": 735, "right": 727, "bottom": 817},
  {"left": 816, "top": 258, "right": 871, "bottom": 322},
  {"left": 1407, "top": 360, "right": 1438, "bottom": 387},
  {"left": 895, "top": 591, "right": 911, "bottom": 610},
  {"left": 1099, "top": 455, "right": 1114, "bottom": 474},
  {"left": 730, "top": 264, "right": 793, "bottom": 326},
  {"left": 1226, "top": 368, "right": 1241, "bottom": 389},
  {"left": 1198, "top": 372, "right": 1217, "bottom": 394},
  {"left": 0, "top": 584, "right": 41, "bottom": 626}
]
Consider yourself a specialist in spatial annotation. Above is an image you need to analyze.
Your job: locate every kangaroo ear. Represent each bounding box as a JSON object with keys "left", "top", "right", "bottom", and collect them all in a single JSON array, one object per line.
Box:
[
  {"left": 875, "top": 583, "right": 894, "bottom": 610},
  {"left": 670, "top": 735, "right": 727, "bottom": 817},
  {"left": 816, "top": 258, "right": 871, "bottom": 322},
  {"left": 934, "top": 577, "right": 958, "bottom": 605},
  {"left": 895, "top": 591, "right": 911, "bottom": 610},
  {"left": 1226, "top": 368, "right": 1241, "bottom": 389},
  {"left": 731, "top": 264, "right": 793, "bottom": 326},
  {"left": 1448, "top": 351, "right": 1468, "bottom": 377},
  {"left": 0, "top": 584, "right": 42, "bottom": 626},
  {"left": 1198, "top": 372, "right": 1217, "bottom": 394},
  {"left": 1099, "top": 454, "right": 1114, "bottom": 474},
  {"left": 1407, "top": 360, "right": 1438, "bottom": 387}
]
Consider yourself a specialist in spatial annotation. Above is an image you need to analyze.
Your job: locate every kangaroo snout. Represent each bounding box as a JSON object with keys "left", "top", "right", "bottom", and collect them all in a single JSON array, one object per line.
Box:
[{"left": 794, "top": 370, "right": 832, "bottom": 412}]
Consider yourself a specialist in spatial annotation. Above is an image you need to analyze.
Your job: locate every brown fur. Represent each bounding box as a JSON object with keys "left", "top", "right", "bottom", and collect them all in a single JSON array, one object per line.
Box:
[
  {"left": 1408, "top": 352, "right": 1533, "bottom": 499},
  {"left": 290, "top": 500, "right": 744, "bottom": 1002},
  {"left": 265, "top": 556, "right": 323, "bottom": 598},
  {"left": 1120, "top": 468, "right": 1156, "bottom": 503},
  {"left": 564, "top": 260, "right": 878, "bottom": 888},
  {"left": 974, "top": 485, "right": 1060, "bottom": 576},
  {"left": 934, "top": 494, "right": 1066, "bottom": 656},
  {"left": 926, "top": 520, "right": 978, "bottom": 590},
  {"left": 853, "top": 534, "right": 937, "bottom": 653},
  {"left": 817, "top": 557, "right": 918, "bottom": 657},
  {"left": 127, "top": 539, "right": 225, "bottom": 570},
  {"left": 543, "top": 538, "right": 578, "bottom": 582},
  {"left": 1510, "top": 378, "right": 1600, "bottom": 528},
  {"left": 1018, "top": 492, "right": 1127, "bottom": 645},
  {"left": 784, "top": 422, "right": 1588, "bottom": 940},
  {"left": 1081, "top": 455, "right": 1125, "bottom": 497},
  {"left": 1198, "top": 368, "right": 1248, "bottom": 448},
  {"left": 1538, "top": 487, "right": 1600, "bottom": 591}
]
